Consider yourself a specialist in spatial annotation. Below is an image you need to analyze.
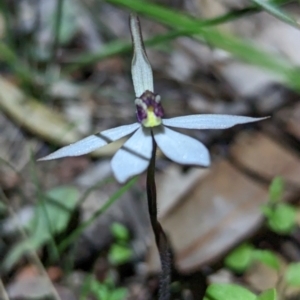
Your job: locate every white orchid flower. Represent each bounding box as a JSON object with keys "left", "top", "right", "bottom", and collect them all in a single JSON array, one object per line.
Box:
[{"left": 39, "top": 15, "right": 267, "bottom": 183}]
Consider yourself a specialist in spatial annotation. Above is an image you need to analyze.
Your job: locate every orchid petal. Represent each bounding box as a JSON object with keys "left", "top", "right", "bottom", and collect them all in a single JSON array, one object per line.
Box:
[
  {"left": 130, "top": 14, "right": 154, "bottom": 97},
  {"left": 162, "top": 115, "right": 268, "bottom": 130},
  {"left": 38, "top": 123, "right": 140, "bottom": 161},
  {"left": 153, "top": 126, "right": 210, "bottom": 167},
  {"left": 111, "top": 127, "right": 152, "bottom": 183}
]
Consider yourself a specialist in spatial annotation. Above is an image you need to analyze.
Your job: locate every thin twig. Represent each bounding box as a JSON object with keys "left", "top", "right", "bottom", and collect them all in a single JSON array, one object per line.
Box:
[{"left": 147, "top": 134, "right": 172, "bottom": 300}]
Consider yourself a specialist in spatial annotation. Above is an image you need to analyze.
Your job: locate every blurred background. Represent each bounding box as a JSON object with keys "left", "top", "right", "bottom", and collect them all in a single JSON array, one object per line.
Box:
[{"left": 1, "top": 0, "right": 300, "bottom": 299}]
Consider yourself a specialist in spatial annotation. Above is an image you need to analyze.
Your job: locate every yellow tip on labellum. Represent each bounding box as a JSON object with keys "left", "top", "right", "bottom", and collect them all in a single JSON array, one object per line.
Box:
[{"left": 142, "top": 107, "right": 162, "bottom": 127}]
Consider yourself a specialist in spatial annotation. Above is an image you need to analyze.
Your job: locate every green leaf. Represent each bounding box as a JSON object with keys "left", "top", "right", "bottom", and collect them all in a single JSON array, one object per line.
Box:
[
  {"left": 108, "top": 244, "right": 133, "bottom": 265},
  {"left": 106, "top": 0, "right": 300, "bottom": 91},
  {"left": 269, "top": 177, "right": 284, "bottom": 203},
  {"left": 224, "top": 244, "right": 254, "bottom": 273},
  {"left": 110, "top": 222, "right": 130, "bottom": 241},
  {"left": 285, "top": 263, "right": 300, "bottom": 287},
  {"left": 252, "top": 250, "right": 280, "bottom": 271},
  {"left": 205, "top": 283, "right": 256, "bottom": 300},
  {"left": 257, "top": 288, "right": 277, "bottom": 300},
  {"left": 29, "top": 186, "right": 78, "bottom": 242},
  {"left": 267, "top": 203, "right": 296, "bottom": 234},
  {"left": 3, "top": 186, "right": 79, "bottom": 271},
  {"left": 110, "top": 288, "right": 128, "bottom": 300},
  {"left": 90, "top": 279, "right": 110, "bottom": 300}
]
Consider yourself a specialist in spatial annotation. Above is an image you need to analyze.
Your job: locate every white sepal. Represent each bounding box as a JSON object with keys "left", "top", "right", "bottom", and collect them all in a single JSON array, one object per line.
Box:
[
  {"left": 130, "top": 14, "right": 154, "bottom": 97},
  {"left": 153, "top": 126, "right": 210, "bottom": 167},
  {"left": 162, "top": 115, "right": 268, "bottom": 130},
  {"left": 111, "top": 127, "right": 152, "bottom": 183},
  {"left": 38, "top": 123, "right": 140, "bottom": 161}
]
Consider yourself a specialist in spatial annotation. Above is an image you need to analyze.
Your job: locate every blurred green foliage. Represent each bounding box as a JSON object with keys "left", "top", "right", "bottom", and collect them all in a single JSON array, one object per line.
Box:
[{"left": 3, "top": 186, "right": 79, "bottom": 271}]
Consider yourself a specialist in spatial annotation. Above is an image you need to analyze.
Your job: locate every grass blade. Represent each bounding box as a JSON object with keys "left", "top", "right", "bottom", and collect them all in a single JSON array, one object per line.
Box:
[
  {"left": 251, "top": 0, "right": 299, "bottom": 28},
  {"left": 65, "top": 0, "right": 292, "bottom": 72}
]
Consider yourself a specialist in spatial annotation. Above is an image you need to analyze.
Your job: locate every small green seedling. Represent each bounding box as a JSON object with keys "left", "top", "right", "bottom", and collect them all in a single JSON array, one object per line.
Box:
[
  {"left": 262, "top": 177, "right": 297, "bottom": 235},
  {"left": 225, "top": 243, "right": 254, "bottom": 273},
  {"left": 263, "top": 203, "right": 296, "bottom": 234},
  {"left": 111, "top": 222, "right": 130, "bottom": 241},
  {"left": 225, "top": 243, "right": 280, "bottom": 273},
  {"left": 108, "top": 222, "right": 133, "bottom": 265}
]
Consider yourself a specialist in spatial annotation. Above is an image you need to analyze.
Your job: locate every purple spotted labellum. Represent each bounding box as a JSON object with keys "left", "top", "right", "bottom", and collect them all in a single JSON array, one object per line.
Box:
[{"left": 38, "top": 14, "right": 268, "bottom": 184}]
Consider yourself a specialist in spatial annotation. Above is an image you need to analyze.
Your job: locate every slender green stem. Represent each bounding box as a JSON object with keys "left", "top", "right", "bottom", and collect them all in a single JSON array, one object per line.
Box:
[
  {"left": 147, "top": 134, "right": 172, "bottom": 300},
  {"left": 57, "top": 177, "right": 137, "bottom": 253},
  {"left": 29, "top": 153, "right": 60, "bottom": 263}
]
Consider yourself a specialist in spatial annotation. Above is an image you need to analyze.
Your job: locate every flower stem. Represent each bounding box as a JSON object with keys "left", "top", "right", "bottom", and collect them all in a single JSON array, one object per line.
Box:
[{"left": 147, "top": 134, "right": 172, "bottom": 300}]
